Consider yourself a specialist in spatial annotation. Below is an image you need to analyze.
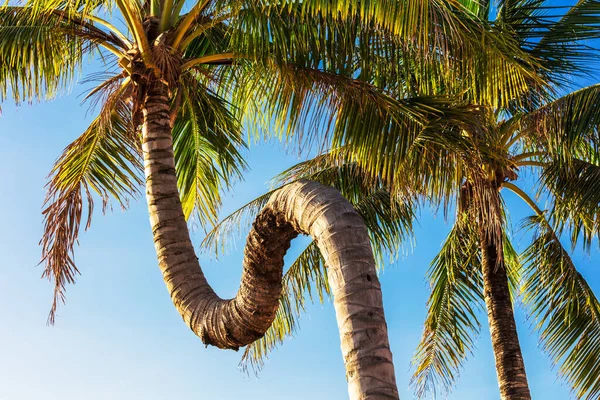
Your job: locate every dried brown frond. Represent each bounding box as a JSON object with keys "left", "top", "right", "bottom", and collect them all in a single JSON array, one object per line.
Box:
[{"left": 41, "top": 81, "right": 142, "bottom": 323}]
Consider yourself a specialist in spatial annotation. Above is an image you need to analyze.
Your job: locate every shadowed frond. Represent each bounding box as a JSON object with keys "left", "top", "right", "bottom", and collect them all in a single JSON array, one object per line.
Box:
[
  {"left": 522, "top": 214, "right": 600, "bottom": 399},
  {"left": 543, "top": 156, "right": 600, "bottom": 250},
  {"left": 519, "top": 83, "right": 600, "bottom": 156},
  {"left": 503, "top": 230, "right": 523, "bottom": 302},
  {"left": 497, "top": 1, "right": 600, "bottom": 81},
  {"left": 41, "top": 82, "right": 142, "bottom": 323},
  {"left": 411, "top": 218, "right": 484, "bottom": 398}
]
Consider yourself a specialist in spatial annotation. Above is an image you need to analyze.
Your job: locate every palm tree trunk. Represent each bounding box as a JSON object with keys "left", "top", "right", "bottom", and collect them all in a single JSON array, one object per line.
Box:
[
  {"left": 480, "top": 232, "right": 531, "bottom": 400},
  {"left": 141, "top": 79, "right": 399, "bottom": 399}
]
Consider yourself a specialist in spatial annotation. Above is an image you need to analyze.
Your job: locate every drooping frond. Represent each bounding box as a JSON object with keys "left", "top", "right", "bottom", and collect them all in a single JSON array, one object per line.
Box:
[
  {"left": 172, "top": 73, "right": 246, "bottom": 226},
  {"left": 531, "top": 0, "right": 600, "bottom": 81},
  {"left": 232, "top": 0, "right": 544, "bottom": 110},
  {"left": 201, "top": 190, "right": 274, "bottom": 257},
  {"left": 24, "top": 0, "right": 115, "bottom": 19},
  {"left": 241, "top": 60, "right": 483, "bottom": 182},
  {"left": 521, "top": 214, "right": 600, "bottom": 399},
  {"left": 41, "top": 82, "right": 142, "bottom": 323},
  {"left": 411, "top": 218, "right": 484, "bottom": 398}
]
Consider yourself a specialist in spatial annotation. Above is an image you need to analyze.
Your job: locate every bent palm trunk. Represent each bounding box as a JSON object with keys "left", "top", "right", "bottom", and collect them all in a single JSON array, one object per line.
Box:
[
  {"left": 480, "top": 232, "right": 531, "bottom": 400},
  {"left": 141, "top": 79, "right": 399, "bottom": 399}
]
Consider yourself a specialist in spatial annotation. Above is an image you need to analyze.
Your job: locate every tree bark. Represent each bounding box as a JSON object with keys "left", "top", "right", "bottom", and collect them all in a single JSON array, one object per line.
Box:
[
  {"left": 141, "top": 79, "right": 399, "bottom": 399},
  {"left": 480, "top": 231, "right": 531, "bottom": 400}
]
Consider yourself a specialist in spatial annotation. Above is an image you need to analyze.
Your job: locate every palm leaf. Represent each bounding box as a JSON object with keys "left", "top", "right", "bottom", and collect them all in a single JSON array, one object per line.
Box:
[
  {"left": 411, "top": 218, "right": 484, "bottom": 398},
  {"left": 522, "top": 214, "right": 600, "bottom": 399},
  {"left": 172, "top": 73, "right": 246, "bottom": 226},
  {"left": 0, "top": 6, "right": 102, "bottom": 104},
  {"left": 41, "top": 84, "right": 142, "bottom": 323},
  {"left": 543, "top": 156, "right": 600, "bottom": 250}
]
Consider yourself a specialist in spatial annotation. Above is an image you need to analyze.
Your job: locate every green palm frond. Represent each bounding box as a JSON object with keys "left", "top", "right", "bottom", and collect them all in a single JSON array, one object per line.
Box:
[
  {"left": 0, "top": 6, "right": 110, "bottom": 104},
  {"left": 411, "top": 218, "right": 484, "bottom": 399},
  {"left": 503, "top": 230, "right": 523, "bottom": 302},
  {"left": 172, "top": 73, "right": 246, "bottom": 226},
  {"left": 234, "top": 0, "right": 545, "bottom": 109},
  {"left": 246, "top": 62, "right": 482, "bottom": 182},
  {"left": 24, "top": 0, "right": 114, "bottom": 19},
  {"left": 41, "top": 83, "right": 143, "bottom": 323},
  {"left": 522, "top": 214, "right": 600, "bottom": 399}
]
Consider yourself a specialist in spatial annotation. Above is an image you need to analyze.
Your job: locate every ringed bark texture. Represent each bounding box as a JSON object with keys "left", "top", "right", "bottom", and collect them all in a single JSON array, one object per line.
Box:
[
  {"left": 480, "top": 232, "right": 531, "bottom": 400},
  {"left": 142, "top": 80, "right": 398, "bottom": 399}
]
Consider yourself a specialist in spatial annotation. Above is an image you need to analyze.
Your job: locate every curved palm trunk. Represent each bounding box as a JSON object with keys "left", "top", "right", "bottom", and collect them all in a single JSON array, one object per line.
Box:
[
  {"left": 141, "top": 79, "right": 399, "bottom": 399},
  {"left": 479, "top": 232, "right": 531, "bottom": 400}
]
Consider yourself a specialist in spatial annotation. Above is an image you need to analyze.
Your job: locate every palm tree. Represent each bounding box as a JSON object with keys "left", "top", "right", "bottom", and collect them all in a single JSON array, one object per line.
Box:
[
  {"left": 1, "top": 0, "right": 541, "bottom": 398},
  {"left": 205, "top": 1, "right": 600, "bottom": 399}
]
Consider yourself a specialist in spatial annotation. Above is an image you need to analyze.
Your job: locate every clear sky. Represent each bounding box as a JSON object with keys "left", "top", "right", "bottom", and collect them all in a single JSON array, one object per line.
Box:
[{"left": 1, "top": 4, "right": 600, "bottom": 399}]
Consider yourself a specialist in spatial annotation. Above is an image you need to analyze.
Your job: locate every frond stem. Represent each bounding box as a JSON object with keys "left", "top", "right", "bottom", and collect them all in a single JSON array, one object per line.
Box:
[
  {"left": 181, "top": 53, "right": 235, "bottom": 70},
  {"left": 179, "top": 12, "right": 232, "bottom": 49},
  {"left": 516, "top": 160, "right": 546, "bottom": 168},
  {"left": 86, "top": 15, "right": 131, "bottom": 47},
  {"left": 505, "top": 130, "right": 528, "bottom": 150},
  {"left": 501, "top": 182, "right": 544, "bottom": 218},
  {"left": 512, "top": 151, "right": 545, "bottom": 162},
  {"left": 159, "top": 0, "right": 174, "bottom": 31},
  {"left": 171, "top": 0, "right": 211, "bottom": 50},
  {"left": 114, "top": 0, "right": 156, "bottom": 69}
]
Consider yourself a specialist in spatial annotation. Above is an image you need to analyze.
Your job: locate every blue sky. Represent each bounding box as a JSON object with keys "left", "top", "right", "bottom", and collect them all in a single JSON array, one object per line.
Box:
[{"left": 1, "top": 2, "right": 600, "bottom": 398}]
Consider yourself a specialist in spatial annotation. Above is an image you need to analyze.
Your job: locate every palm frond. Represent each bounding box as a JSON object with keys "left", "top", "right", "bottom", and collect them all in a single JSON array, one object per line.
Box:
[
  {"left": 0, "top": 6, "right": 109, "bottom": 104},
  {"left": 232, "top": 0, "right": 544, "bottom": 110},
  {"left": 411, "top": 218, "right": 484, "bottom": 398},
  {"left": 519, "top": 83, "right": 600, "bottom": 160},
  {"left": 543, "top": 156, "right": 600, "bottom": 250},
  {"left": 503, "top": 230, "right": 523, "bottom": 302},
  {"left": 41, "top": 82, "right": 142, "bottom": 323},
  {"left": 522, "top": 214, "right": 600, "bottom": 399},
  {"left": 172, "top": 73, "right": 246, "bottom": 226},
  {"left": 532, "top": 1, "right": 600, "bottom": 81}
]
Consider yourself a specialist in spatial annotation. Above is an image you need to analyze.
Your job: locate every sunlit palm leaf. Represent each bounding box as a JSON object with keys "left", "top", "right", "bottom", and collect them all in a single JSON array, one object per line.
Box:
[
  {"left": 173, "top": 73, "right": 246, "bottom": 225},
  {"left": 0, "top": 6, "right": 104, "bottom": 103}
]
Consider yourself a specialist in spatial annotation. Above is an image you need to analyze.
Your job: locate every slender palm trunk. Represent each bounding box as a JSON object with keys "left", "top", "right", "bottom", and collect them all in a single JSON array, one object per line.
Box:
[
  {"left": 141, "top": 79, "right": 399, "bottom": 399},
  {"left": 480, "top": 231, "right": 531, "bottom": 400}
]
